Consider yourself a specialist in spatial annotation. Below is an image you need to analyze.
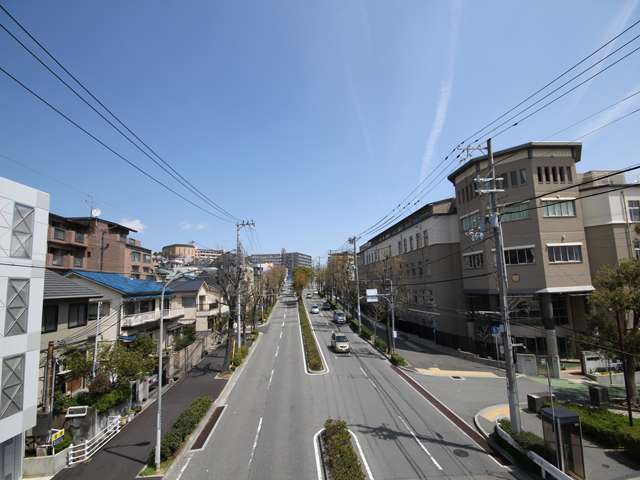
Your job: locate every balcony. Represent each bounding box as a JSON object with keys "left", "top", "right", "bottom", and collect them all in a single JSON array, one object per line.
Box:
[
  {"left": 47, "top": 253, "right": 85, "bottom": 269},
  {"left": 48, "top": 227, "right": 88, "bottom": 246},
  {"left": 122, "top": 307, "right": 184, "bottom": 328},
  {"left": 196, "top": 303, "right": 219, "bottom": 317}
]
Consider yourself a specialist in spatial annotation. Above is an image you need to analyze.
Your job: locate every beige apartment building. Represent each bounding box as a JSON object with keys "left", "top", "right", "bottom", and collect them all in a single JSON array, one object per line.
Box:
[
  {"left": 358, "top": 198, "right": 466, "bottom": 349},
  {"left": 46, "top": 215, "right": 154, "bottom": 279},
  {"left": 580, "top": 170, "right": 640, "bottom": 276}
]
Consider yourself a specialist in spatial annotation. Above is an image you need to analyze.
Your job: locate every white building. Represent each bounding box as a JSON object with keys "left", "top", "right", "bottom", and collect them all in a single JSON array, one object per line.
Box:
[{"left": 0, "top": 177, "right": 49, "bottom": 480}]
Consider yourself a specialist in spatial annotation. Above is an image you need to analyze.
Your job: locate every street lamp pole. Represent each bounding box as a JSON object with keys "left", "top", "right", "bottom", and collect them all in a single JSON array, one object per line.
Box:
[{"left": 348, "top": 236, "right": 362, "bottom": 334}]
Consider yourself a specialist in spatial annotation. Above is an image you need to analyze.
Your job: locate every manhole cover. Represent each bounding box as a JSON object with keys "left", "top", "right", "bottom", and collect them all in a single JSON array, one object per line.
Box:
[{"left": 453, "top": 449, "right": 469, "bottom": 458}]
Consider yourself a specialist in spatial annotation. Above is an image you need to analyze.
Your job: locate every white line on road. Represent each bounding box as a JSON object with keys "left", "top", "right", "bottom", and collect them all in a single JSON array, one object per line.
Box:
[
  {"left": 313, "top": 429, "right": 324, "bottom": 480},
  {"left": 268, "top": 368, "right": 274, "bottom": 388},
  {"left": 349, "top": 430, "right": 375, "bottom": 480},
  {"left": 275, "top": 345, "right": 280, "bottom": 357},
  {"left": 279, "top": 330, "right": 283, "bottom": 340},
  {"left": 368, "top": 378, "right": 378, "bottom": 390},
  {"left": 248, "top": 416, "right": 263, "bottom": 467},
  {"left": 359, "top": 366, "right": 368, "bottom": 378},
  {"left": 175, "top": 454, "right": 192, "bottom": 480},
  {"left": 398, "top": 416, "right": 443, "bottom": 471}
]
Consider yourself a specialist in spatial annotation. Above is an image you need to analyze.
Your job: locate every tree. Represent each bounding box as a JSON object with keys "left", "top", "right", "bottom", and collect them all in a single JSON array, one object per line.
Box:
[
  {"left": 588, "top": 259, "right": 640, "bottom": 418},
  {"left": 293, "top": 266, "right": 313, "bottom": 296}
]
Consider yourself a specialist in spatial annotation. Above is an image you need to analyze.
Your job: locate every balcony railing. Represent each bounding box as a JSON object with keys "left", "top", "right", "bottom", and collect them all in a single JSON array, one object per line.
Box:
[
  {"left": 47, "top": 253, "right": 85, "bottom": 269},
  {"left": 48, "top": 227, "right": 88, "bottom": 246},
  {"left": 121, "top": 307, "right": 184, "bottom": 328}
]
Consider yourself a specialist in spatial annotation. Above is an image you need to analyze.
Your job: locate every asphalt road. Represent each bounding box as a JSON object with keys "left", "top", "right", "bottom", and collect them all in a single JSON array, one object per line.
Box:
[{"left": 180, "top": 290, "right": 519, "bottom": 480}]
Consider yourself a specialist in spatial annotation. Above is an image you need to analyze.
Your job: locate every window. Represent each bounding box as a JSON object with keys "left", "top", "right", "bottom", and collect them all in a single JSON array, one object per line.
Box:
[
  {"left": 501, "top": 202, "right": 529, "bottom": 222},
  {"left": 143, "top": 254, "right": 152, "bottom": 263},
  {"left": 552, "top": 167, "right": 558, "bottom": 183},
  {"left": 74, "top": 255, "right": 83, "bottom": 267},
  {"left": 537, "top": 167, "right": 543, "bottom": 184},
  {"left": 124, "top": 302, "right": 136, "bottom": 315},
  {"left": 10, "top": 203, "right": 34, "bottom": 258},
  {"left": 42, "top": 305, "right": 58, "bottom": 333},
  {"left": 74, "top": 231, "right": 85, "bottom": 243},
  {"left": 68, "top": 303, "right": 88, "bottom": 328},
  {"left": 548, "top": 244, "right": 583, "bottom": 263},
  {"left": 54, "top": 228, "right": 65, "bottom": 240},
  {"left": 409, "top": 236, "right": 414, "bottom": 250},
  {"left": 5, "top": 279, "right": 29, "bottom": 336},
  {"left": 628, "top": 200, "right": 640, "bottom": 222},
  {"left": 131, "top": 265, "right": 139, "bottom": 272},
  {"left": 423, "top": 231, "right": 429, "bottom": 245},
  {"left": 504, "top": 247, "right": 535, "bottom": 265},
  {"left": 398, "top": 241, "right": 402, "bottom": 254},
  {"left": 403, "top": 239, "right": 407, "bottom": 253},
  {"left": 182, "top": 296, "right": 196, "bottom": 308},
  {"left": 519, "top": 169, "right": 527, "bottom": 185},
  {"left": 510, "top": 171, "right": 518, "bottom": 187},
  {"left": 542, "top": 200, "right": 576, "bottom": 217},
  {"left": 416, "top": 234, "right": 422, "bottom": 249},
  {"left": 502, "top": 173, "right": 509, "bottom": 189},
  {"left": 139, "top": 300, "right": 154, "bottom": 313},
  {"left": 463, "top": 252, "right": 484, "bottom": 270},
  {"left": 566, "top": 166, "right": 573, "bottom": 182},
  {"left": 558, "top": 167, "right": 566, "bottom": 183},
  {"left": 462, "top": 213, "right": 480, "bottom": 232},
  {"left": 634, "top": 240, "right": 640, "bottom": 259},
  {"left": 131, "top": 251, "right": 141, "bottom": 262},
  {"left": 88, "top": 302, "right": 111, "bottom": 321},
  {"left": 131, "top": 274, "right": 140, "bottom": 279},
  {"left": 163, "top": 298, "right": 170, "bottom": 310},
  {"left": 1, "top": 354, "right": 25, "bottom": 419},
  {"left": 544, "top": 167, "right": 551, "bottom": 182}
]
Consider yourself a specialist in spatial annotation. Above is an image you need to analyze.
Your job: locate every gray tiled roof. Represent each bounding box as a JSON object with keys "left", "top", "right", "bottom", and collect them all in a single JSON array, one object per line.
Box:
[
  {"left": 44, "top": 270, "right": 102, "bottom": 300},
  {"left": 170, "top": 278, "right": 206, "bottom": 293}
]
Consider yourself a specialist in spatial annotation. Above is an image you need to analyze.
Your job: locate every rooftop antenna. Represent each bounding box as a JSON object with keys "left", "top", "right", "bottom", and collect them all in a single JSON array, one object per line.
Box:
[{"left": 86, "top": 195, "right": 101, "bottom": 218}]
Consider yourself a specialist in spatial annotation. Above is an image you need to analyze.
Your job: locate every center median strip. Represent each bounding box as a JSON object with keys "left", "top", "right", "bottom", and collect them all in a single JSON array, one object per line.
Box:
[{"left": 298, "top": 297, "right": 328, "bottom": 374}]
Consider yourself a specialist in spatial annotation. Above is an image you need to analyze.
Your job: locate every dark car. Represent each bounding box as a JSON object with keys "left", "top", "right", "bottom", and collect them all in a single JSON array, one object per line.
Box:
[{"left": 322, "top": 302, "right": 331, "bottom": 310}]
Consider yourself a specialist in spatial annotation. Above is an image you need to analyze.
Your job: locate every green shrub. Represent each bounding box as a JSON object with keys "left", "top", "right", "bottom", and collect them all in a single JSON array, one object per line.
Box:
[
  {"left": 374, "top": 338, "right": 387, "bottom": 353},
  {"left": 390, "top": 353, "right": 407, "bottom": 367},
  {"left": 499, "top": 419, "right": 549, "bottom": 460},
  {"left": 53, "top": 432, "right": 73, "bottom": 453},
  {"left": 148, "top": 396, "right": 212, "bottom": 465},
  {"left": 322, "top": 419, "right": 366, "bottom": 480},
  {"left": 53, "top": 391, "right": 78, "bottom": 414},
  {"left": 360, "top": 328, "right": 372, "bottom": 341},
  {"left": 93, "top": 385, "right": 130, "bottom": 413},
  {"left": 299, "top": 302, "right": 323, "bottom": 371},
  {"left": 231, "top": 345, "right": 249, "bottom": 368}
]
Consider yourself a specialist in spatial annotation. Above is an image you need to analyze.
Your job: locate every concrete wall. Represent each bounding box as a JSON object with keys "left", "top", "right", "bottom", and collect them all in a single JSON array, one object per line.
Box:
[{"left": 22, "top": 445, "right": 68, "bottom": 478}]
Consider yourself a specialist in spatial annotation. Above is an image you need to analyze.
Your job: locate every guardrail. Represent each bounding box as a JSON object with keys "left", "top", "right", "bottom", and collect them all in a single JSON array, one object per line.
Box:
[
  {"left": 67, "top": 416, "right": 121, "bottom": 466},
  {"left": 527, "top": 451, "right": 573, "bottom": 480}
]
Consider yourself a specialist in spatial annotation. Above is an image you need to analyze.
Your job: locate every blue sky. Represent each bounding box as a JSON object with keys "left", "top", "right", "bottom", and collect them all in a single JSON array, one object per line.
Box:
[{"left": 1, "top": 1, "right": 639, "bottom": 260}]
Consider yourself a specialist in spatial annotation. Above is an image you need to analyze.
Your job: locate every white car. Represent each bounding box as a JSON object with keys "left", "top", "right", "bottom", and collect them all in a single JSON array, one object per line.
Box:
[
  {"left": 331, "top": 332, "right": 351, "bottom": 353},
  {"left": 310, "top": 305, "right": 320, "bottom": 314}
]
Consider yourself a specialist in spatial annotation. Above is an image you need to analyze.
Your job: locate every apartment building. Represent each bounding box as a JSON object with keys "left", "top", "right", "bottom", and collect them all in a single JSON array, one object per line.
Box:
[
  {"left": 45, "top": 215, "right": 154, "bottom": 279},
  {"left": 195, "top": 248, "right": 224, "bottom": 262},
  {"left": 250, "top": 251, "right": 312, "bottom": 270},
  {"left": 0, "top": 177, "right": 49, "bottom": 480},
  {"left": 162, "top": 243, "right": 196, "bottom": 260},
  {"left": 448, "top": 142, "right": 592, "bottom": 361},
  {"left": 358, "top": 198, "right": 465, "bottom": 348},
  {"left": 580, "top": 171, "right": 640, "bottom": 276},
  {"left": 169, "top": 278, "right": 226, "bottom": 333}
]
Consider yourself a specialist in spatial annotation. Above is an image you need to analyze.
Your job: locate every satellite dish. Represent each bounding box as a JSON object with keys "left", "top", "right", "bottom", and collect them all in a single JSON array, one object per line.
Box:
[{"left": 91, "top": 208, "right": 102, "bottom": 218}]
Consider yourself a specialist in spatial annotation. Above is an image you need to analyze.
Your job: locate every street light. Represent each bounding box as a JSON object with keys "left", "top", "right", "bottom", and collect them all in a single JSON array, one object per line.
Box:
[{"left": 154, "top": 269, "right": 200, "bottom": 472}]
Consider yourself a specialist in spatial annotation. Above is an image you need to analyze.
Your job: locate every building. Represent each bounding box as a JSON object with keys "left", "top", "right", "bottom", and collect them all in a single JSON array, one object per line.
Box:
[
  {"left": 162, "top": 243, "right": 196, "bottom": 260},
  {"left": 46, "top": 215, "right": 154, "bottom": 279},
  {"left": 195, "top": 248, "right": 224, "bottom": 262},
  {"left": 0, "top": 176, "right": 49, "bottom": 480},
  {"left": 580, "top": 170, "right": 640, "bottom": 276},
  {"left": 39, "top": 270, "right": 103, "bottom": 406},
  {"left": 65, "top": 271, "right": 185, "bottom": 348},
  {"left": 448, "top": 142, "right": 593, "bottom": 361},
  {"left": 169, "top": 278, "right": 227, "bottom": 333},
  {"left": 249, "top": 251, "right": 312, "bottom": 270},
  {"left": 358, "top": 198, "right": 464, "bottom": 348}
]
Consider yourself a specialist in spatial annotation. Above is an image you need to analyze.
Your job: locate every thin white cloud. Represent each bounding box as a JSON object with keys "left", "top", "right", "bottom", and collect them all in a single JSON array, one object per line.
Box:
[
  {"left": 180, "top": 221, "right": 207, "bottom": 231},
  {"left": 119, "top": 217, "right": 146, "bottom": 232},
  {"left": 420, "top": 0, "right": 462, "bottom": 180},
  {"left": 576, "top": 84, "right": 640, "bottom": 140}
]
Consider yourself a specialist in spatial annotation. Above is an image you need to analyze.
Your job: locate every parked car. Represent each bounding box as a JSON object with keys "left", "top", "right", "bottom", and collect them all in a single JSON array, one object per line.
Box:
[
  {"left": 333, "top": 310, "right": 346, "bottom": 324},
  {"left": 306, "top": 292, "right": 313, "bottom": 298},
  {"left": 331, "top": 332, "right": 351, "bottom": 353},
  {"left": 310, "top": 305, "right": 320, "bottom": 314},
  {"left": 322, "top": 302, "right": 332, "bottom": 311}
]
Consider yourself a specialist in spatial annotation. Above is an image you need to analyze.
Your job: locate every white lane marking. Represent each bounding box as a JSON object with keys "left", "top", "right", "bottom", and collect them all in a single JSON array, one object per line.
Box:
[
  {"left": 368, "top": 378, "right": 378, "bottom": 390},
  {"left": 313, "top": 429, "right": 324, "bottom": 480},
  {"left": 282, "top": 320, "right": 285, "bottom": 327},
  {"left": 359, "top": 366, "right": 368, "bottom": 378},
  {"left": 176, "top": 454, "right": 192, "bottom": 480},
  {"left": 279, "top": 330, "right": 283, "bottom": 340},
  {"left": 248, "top": 416, "right": 263, "bottom": 466},
  {"left": 394, "top": 372, "right": 506, "bottom": 469},
  {"left": 268, "top": 368, "right": 274, "bottom": 389},
  {"left": 275, "top": 345, "right": 280, "bottom": 357},
  {"left": 349, "top": 430, "right": 375, "bottom": 480},
  {"left": 398, "top": 416, "right": 443, "bottom": 470}
]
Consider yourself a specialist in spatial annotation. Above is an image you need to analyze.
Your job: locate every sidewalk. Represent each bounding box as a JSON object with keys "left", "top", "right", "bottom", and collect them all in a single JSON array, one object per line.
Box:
[
  {"left": 476, "top": 404, "right": 640, "bottom": 480},
  {"left": 51, "top": 347, "right": 228, "bottom": 480}
]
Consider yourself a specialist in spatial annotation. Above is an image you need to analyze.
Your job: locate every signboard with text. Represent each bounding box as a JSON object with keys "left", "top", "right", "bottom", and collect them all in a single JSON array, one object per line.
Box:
[{"left": 366, "top": 289, "right": 378, "bottom": 303}]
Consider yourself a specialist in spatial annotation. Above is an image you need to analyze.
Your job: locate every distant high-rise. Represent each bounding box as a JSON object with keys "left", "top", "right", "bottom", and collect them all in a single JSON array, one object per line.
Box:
[{"left": 249, "top": 250, "right": 312, "bottom": 270}]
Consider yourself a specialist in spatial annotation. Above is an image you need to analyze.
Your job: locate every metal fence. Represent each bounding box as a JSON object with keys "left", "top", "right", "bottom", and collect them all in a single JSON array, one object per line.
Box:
[{"left": 67, "top": 415, "right": 121, "bottom": 466}]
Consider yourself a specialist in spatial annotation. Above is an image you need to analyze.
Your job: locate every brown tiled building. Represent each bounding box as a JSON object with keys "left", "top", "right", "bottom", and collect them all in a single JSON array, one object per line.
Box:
[{"left": 46, "top": 215, "right": 154, "bottom": 279}]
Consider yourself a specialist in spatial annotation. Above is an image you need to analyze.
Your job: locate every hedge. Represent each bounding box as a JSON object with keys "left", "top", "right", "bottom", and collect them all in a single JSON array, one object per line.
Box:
[
  {"left": 498, "top": 419, "right": 549, "bottom": 460},
  {"left": 553, "top": 402, "right": 640, "bottom": 460},
  {"left": 390, "top": 353, "right": 407, "bottom": 367},
  {"left": 148, "top": 396, "right": 213, "bottom": 464},
  {"left": 299, "top": 300, "right": 323, "bottom": 371},
  {"left": 322, "top": 419, "right": 366, "bottom": 480}
]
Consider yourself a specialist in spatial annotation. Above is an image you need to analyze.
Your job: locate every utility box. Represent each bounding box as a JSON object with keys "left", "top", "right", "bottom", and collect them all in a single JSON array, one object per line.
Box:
[
  {"left": 527, "top": 392, "right": 554, "bottom": 413},
  {"left": 589, "top": 384, "right": 609, "bottom": 407},
  {"left": 541, "top": 407, "right": 585, "bottom": 480}
]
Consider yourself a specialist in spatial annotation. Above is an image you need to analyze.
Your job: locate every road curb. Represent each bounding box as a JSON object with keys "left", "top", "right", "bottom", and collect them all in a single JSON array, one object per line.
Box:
[{"left": 299, "top": 298, "right": 329, "bottom": 375}]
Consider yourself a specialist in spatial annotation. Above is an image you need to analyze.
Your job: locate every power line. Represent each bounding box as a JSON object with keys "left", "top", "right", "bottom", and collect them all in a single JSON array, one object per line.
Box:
[
  {"left": 0, "top": 3, "right": 239, "bottom": 223},
  {"left": 0, "top": 64, "right": 235, "bottom": 223}
]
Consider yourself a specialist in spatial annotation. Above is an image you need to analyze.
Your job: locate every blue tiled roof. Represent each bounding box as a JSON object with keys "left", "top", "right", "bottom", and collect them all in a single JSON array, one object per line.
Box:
[{"left": 66, "top": 270, "right": 170, "bottom": 296}]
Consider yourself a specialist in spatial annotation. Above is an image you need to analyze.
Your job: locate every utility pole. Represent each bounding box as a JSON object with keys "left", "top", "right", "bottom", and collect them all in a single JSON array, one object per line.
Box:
[
  {"left": 92, "top": 301, "right": 102, "bottom": 377},
  {"left": 236, "top": 220, "right": 255, "bottom": 348},
  {"left": 478, "top": 138, "right": 522, "bottom": 433},
  {"left": 348, "top": 236, "right": 362, "bottom": 334}
]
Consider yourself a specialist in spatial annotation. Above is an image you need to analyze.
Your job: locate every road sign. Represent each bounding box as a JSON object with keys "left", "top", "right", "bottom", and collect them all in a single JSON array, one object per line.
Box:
[
  {"left": 51, "top": 429, "right": 64, "bottom": 446},
  {"left": 366, "top": 289, "right": 378, "bottom": 303},
  {"left": 490, "top": 325, "right": 504, "bottom": 337}
]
